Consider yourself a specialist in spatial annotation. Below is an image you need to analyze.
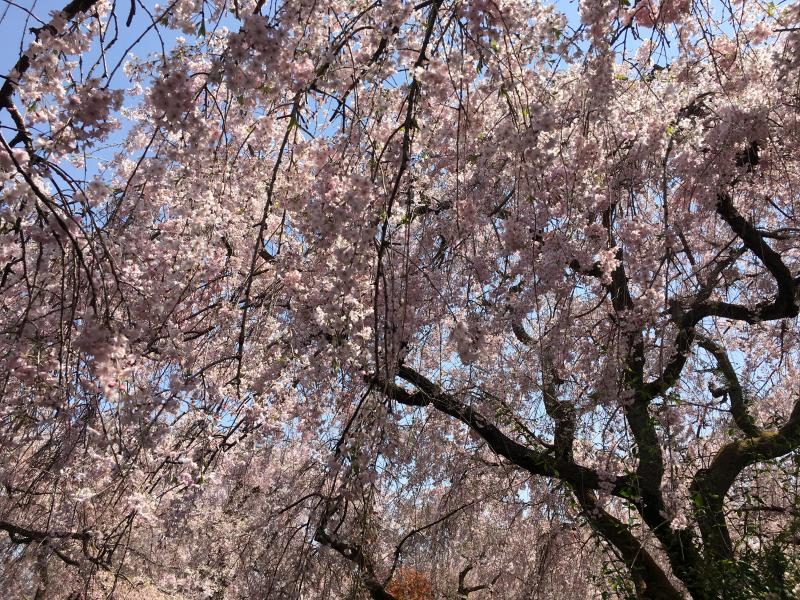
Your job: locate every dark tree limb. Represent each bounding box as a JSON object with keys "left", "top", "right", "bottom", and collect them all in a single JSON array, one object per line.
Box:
[
  {"left": 696, "top": 335, "right": 760, "bottom": 438},
  {"left": 315, "top": 526, "right": 398, "bottom": 600},
  {"left": 509, "top": 319, "right": 575, "bottom": 460},
  {"left": 715, "top": 193, "right": 797, "bottom": 317},
  {"left": 380, "top": 365, "right": 634, "bottom": 497},
  {"left": 0, "top": 520, "right": 91, "bottom": 543},
  {"left": 683, "top": 195, "right": 798, "bottom": 325},
  {"left": 0, "top": 0, "right": 101, "bottom": 111},
  {"left": 457, "top": 564, "right": 498, "bottom": 599},
  {"left": 315, "top": 500, "right": 398, "bottom": 600},
  {"left": 0, "top": 520, "right": 91, "bottom": 568},
  {"left": 574, "top": 488, "right": 683, "bottom": 600},
  {"left": 690, "top": 396, "right": 800, "bottom": 562}
]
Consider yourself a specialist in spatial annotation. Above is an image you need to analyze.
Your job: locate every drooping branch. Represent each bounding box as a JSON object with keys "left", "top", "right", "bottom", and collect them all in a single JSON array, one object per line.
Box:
[
  {"left": 385, "top": 501, "right": 478, "bottom": 586},
  {"left": 372, "top": 0, "right": 443, "bottom": 379}
]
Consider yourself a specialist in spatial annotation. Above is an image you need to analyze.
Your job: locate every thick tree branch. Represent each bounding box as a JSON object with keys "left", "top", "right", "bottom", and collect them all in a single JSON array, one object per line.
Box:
[
  {"left": 379, "top": 366, "right": 634, "bottom": 498},
  {"left": 457, "top": 564, "right": 497, "bottom": 598},
  {"left": 0, "top": 520, "right": 91, "bottom": 543},
  {"left": 574, "top": 489, "right": 683, "bottom": 600},
  {"left": 599, "top": 214, "right": 664, "bottom": 499},
  {"left": 715, "top": 193, "right": 797, "bottom": 317},
  {"left": 642, "top": 322, "right": 696, "bottom": 400},
  {"left": 0, "top": 520, "right": 91, "bottom": 568},
  {"left": 682, "top": 194, "right": 799, "bottom": 325},
  {"left": 509, "top": 319, "right": 575, "bottom": 460},
  {"left": 643, "top": 247, "right": 746, "bottom": 400},
  {"left": 378, "top": 368, "right": 709, "bottom": 597},
  {"left": 690, "top": 396, "right": 800, "bottom": 561},
  {"left": 0, "top": 0, "right": 100, "bottom": 111},
  {"left": 696, "top": 335, "right": 760, "bottom": 438},
  {"left": 315, "top": 526, "right": 398, "bottom": 600},
  {"left": 600, "top": 232, "right": 710, "bottom": 597}
]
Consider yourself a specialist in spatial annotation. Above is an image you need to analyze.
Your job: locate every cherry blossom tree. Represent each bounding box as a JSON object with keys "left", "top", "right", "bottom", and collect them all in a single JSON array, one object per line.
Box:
[{"left": 1, "top": 0, "right": 800, "bottom": 598}]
